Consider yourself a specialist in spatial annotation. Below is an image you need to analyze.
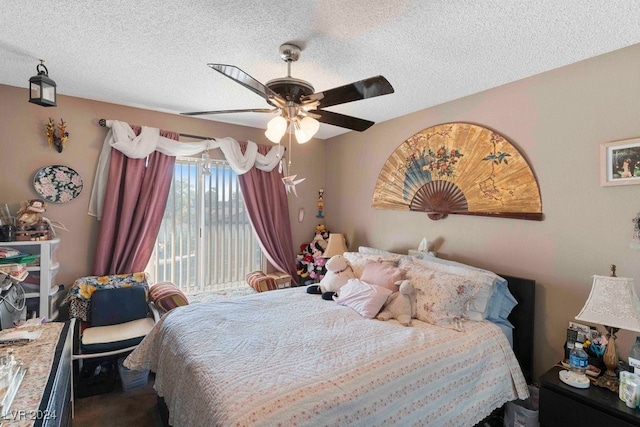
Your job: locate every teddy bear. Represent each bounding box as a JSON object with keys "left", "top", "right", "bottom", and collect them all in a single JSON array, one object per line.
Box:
[
  {"left": 376, "top": 280, "right": 416, "bottom": 326},
  {"left": 306, "top": 255, "right": 356, "bottom": 300}
]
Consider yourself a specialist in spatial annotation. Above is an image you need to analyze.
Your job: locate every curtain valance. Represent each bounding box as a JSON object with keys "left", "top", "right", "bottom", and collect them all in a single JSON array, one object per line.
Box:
[{"left": 89, "top": 120, "right": 284, "bottom": 219}]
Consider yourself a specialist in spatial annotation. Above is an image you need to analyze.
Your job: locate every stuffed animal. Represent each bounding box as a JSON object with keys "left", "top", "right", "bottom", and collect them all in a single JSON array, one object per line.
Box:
[
  {"left": 377, "top": 280, "right": 416, "bottom": 326},
  {"left": 312, "top": 224, "right": 329, "bottom": 251},
  {"left": 307, "top": 255, "right": 356, "bottom": 300},
  {"left": 296, "top": 226, "right": 331, "bottom": 282},
  {"left": 16, "top": 199, "right": 47, "bottom": 226}
]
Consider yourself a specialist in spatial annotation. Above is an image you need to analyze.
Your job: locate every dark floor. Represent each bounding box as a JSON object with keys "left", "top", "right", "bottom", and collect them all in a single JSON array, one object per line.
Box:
[{"left": 72, "top": 367, "right": 163, "bottom": 427}]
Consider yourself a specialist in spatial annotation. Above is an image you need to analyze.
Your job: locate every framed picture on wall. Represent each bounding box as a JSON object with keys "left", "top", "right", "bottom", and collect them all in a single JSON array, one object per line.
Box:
[{"left": 600, "top": 138, "right": 640, "bottom": 186}]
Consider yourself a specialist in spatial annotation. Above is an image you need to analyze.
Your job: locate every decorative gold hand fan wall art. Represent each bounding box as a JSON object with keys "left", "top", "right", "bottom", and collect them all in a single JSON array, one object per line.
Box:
[{"left": 372, "top": 122, "right": 543, "bottom": 220}]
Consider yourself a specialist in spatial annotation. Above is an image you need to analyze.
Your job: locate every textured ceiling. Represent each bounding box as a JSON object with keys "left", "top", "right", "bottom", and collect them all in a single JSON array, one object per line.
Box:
[{"left": 1, "top": 1, "right": 640, "bottom": 139}]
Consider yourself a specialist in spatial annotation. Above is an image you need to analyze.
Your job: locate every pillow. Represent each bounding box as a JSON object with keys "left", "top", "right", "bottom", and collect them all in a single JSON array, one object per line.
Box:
[
  {"left": 334, "top": 279, "right": 393, "bottom": 318},
  {"left": 149, "top": 282, "right": 189, "bottom": 312},
  {"left": 360, "top": 262, "right": 404, "bottom": 291},
  {"left": 342, "top": 252, "right": 402, "bottom": 278},
  {"left": 487, "top": 284, "right": 518, "bottom": 327},
  {"left": 246, "top": 271, "right": 278, "bottom": 292},
  {"left": 404, "top": 255, "right": 517, "bottom": 325},
  {"left": 402, "top": 261, "right": 481, "bottom": 331},
  {"left": 358, "top": 246, "right": 398, "bottom": 256}
]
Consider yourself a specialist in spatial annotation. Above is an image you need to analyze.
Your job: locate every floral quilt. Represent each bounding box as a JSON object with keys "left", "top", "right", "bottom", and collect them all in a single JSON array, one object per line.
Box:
[{"left": 126, "top": 287, "right": 529, "bottom": 426}]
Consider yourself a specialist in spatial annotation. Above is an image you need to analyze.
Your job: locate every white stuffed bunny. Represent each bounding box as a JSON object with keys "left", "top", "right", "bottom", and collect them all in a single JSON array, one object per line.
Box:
[{"left": 377, "top": 280, "right": 416, "bottom": 326}]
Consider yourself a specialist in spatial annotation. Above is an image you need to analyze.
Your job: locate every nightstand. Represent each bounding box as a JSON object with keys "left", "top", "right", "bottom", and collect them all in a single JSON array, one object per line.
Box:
[{"left": 539, "top": 366, "right": 640, "bottom": 427}]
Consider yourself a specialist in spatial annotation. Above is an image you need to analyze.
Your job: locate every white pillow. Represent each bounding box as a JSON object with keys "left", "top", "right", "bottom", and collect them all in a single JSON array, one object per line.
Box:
[
  {"left": 343, "top": 252, "right": 402, "bottom": 278},
  {"left": 334, "top": 279, "right": 393, "bottom": 318},
  {"left": 358, "top": 246, "right": 397, "bottom": 256}
]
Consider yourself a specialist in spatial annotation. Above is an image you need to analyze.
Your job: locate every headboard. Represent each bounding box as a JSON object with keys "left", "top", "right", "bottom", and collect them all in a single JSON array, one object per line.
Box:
[{"left": 500, "top": 274, "right": 536, "bottom": 384}]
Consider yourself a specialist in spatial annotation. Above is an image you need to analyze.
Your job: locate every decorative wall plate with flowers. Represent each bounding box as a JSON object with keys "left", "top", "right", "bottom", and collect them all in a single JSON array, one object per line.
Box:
[{"left": 33, "top": 165, "right": 83, "bottom": 203}]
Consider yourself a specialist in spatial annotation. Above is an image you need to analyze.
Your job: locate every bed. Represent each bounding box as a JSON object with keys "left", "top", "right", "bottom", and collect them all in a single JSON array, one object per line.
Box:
[{"left": 125, "top": 252, "right": 534, "bottom": 426}]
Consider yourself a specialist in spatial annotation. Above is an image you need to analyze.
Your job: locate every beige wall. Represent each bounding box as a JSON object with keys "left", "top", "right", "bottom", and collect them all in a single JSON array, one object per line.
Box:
[
  {"left": 0, "top": 84, "right": 325, "bottom": 286},
  {"left": 3, "top": 42, "right": 640, "bottom": 383},
  {"left": 324, "top": 43, "right": 640, "bottom": 380}
]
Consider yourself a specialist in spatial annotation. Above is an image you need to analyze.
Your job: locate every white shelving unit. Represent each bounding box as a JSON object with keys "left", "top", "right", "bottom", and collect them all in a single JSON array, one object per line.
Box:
[{"left": 0, "top": 238, "right": 61, "bottom": 320}]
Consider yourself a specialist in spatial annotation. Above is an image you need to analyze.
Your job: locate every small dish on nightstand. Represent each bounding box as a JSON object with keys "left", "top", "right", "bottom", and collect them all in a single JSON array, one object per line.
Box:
[
  {"left": 559, "top": 370, "right": 591, "bottom": 388},
  {"left": 561, "top": 360, "right": 601, "bottom": 377}
]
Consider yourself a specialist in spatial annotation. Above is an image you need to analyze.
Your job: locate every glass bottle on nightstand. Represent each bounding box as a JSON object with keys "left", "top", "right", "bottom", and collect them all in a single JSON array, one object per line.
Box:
[{"left": 629, "top": 336, "right": 640, "bottom": 373}]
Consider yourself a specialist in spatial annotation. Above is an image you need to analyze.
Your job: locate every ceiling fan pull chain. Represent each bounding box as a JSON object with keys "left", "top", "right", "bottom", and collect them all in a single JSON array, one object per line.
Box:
[{"left": 288, "top": 122, "right": 293, "bottom": 172}]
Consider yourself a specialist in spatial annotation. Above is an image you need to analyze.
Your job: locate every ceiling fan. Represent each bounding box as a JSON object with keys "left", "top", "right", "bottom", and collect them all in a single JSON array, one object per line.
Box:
[{"left": 182, "top": 43, "right": 395, "bottom": 143}]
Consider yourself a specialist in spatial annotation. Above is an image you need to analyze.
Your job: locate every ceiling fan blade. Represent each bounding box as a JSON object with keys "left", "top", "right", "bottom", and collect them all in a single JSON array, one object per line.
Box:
[
  {"left": 207, "top": 64, "right": 281, "bottom": 105},
  {"left": 310, "top": 109, "right": 375, "bottom": 132},
  {"left": 181, "top": 108, "right": 277, "bottom": 116},
  {"left": 302, "top": 75, "right": 394, "bottom": 109}
]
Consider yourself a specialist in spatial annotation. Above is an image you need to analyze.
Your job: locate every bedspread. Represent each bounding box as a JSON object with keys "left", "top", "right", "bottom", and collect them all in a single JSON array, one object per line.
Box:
[{"left": 125, "top": 287, "right": 528, "bottom": 426}]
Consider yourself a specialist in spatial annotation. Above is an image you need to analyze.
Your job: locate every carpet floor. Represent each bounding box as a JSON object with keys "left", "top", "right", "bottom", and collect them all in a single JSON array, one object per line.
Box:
[{"left": 72, "top": 372, "right": 163, "bottom": 427}]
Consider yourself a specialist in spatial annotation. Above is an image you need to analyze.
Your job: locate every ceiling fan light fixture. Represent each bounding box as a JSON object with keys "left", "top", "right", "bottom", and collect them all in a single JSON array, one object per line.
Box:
[
  {"left": 267, "top": 115, "right": 287, "bottom": 133},
  {"left": 265, "top": 127, "right": 285, "bottom": 144},
  {"left": 292, "top": 120, "right": 310, "bottom": 144},
  {"left": 294, "top": 128, "right": 311, "bottom": 144},
  {"left": 293, "top": 116, "right": 319, "bottom": 144},
  {"left": 300, "top": 116, "right": 319, "bottom": 136},
  {"left": 265, "top": 115, "right": 288, "bottom": 143}
]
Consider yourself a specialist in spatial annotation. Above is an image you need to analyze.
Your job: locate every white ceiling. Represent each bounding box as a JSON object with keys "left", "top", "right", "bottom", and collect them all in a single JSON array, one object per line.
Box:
[{"left": 1, "top": 1, "right": 640, "bottom": 140}]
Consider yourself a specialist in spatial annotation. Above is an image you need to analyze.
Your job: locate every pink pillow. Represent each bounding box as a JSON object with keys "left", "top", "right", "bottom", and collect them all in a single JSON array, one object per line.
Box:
[
  {"left": 334, "top": 279, "right": 393, "bottom": 318},
  {"left": 360, "top": 262, "right": 404, "bottom": 291}
]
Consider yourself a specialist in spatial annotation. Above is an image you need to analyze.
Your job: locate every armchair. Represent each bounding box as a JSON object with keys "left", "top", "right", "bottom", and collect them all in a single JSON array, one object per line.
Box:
[{"left": 69, "top": 280, "right": 159, "bottom": 417}]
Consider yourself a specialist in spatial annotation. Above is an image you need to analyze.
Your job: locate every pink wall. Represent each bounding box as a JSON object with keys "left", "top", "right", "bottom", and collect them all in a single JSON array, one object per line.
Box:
[
  {"left": 4, "top": 43, "right": 640, "bottom": 382},
  {"left": 0, "top": 85, "right": 325, "bottom": 288},
  {"left": 324, "top": 43, "right": 640, "bottom": 380}
]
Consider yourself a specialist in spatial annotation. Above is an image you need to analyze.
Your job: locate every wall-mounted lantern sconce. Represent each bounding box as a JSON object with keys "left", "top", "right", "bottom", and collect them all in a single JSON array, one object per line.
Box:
[{"left": 29, "top": 60, "right": 57, "bottom": 107}]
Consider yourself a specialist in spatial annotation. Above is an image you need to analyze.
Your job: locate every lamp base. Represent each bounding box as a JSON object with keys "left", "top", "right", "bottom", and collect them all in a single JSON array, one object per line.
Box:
[
  {"left": 594, "top": 325, "right": 620, "bottom": 393},
  {"left": 592, "top": 373, "right": 619, "bottom": 393}
]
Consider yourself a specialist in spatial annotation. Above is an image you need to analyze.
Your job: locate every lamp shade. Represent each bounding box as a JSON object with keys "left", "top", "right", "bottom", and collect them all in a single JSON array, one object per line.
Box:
[
  {"left": 265, "top": 127, "right": 284, "bottom": 143},
  {"left": 323, "top": 233, "right": 348, "bottom": 258},
  {"left": 294, "top": 116, "right": 319, "bottom": 144},
  {"left": 575, "top": 275, "right": 640, "bottom": 332},
  {"left": 265, "top": 116, "right": 287, "bottom": 143}
]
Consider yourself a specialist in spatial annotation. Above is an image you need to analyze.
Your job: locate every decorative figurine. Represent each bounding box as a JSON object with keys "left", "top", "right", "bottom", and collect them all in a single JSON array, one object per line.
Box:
[
  {"left": 317, "top": 188, "right": 324, "bottom": 218},
  {"left": 45, "top": 118, "right": 69, "bottom": 153}
]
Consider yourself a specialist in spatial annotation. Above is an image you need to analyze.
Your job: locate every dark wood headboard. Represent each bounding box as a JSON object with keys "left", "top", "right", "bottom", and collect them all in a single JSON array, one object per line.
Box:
[{"left": 500, "top": 274, "right": 535, "bottom": 384}]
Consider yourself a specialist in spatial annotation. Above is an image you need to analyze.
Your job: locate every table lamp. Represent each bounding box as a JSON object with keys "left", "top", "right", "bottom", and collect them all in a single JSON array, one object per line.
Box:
[
  {"left": 575, "top": 267, "right": 640, "bottom": 392},
  {"left": 323, "top": 233, "right": 348, "bottom": 258}
]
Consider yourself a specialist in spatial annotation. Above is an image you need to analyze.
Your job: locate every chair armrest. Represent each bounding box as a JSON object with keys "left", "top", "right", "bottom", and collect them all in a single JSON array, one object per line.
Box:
[{"left": 148, "top": 301, "right": 161, "bottom": 323}]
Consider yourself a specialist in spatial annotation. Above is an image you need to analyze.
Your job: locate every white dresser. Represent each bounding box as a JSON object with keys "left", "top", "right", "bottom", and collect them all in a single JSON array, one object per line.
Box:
[{"left": 0, "top": 238, "right": 61, "bottom": 321}]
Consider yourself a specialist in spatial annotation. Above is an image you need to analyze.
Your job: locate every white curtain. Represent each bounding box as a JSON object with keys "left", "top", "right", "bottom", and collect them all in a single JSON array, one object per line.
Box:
[{"left": 89, "top": 120, "right": 285, "bottom": 220}]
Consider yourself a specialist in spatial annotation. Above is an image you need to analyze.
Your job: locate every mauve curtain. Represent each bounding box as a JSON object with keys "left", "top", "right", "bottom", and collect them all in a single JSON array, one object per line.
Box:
[
  {"left": 238, "top": 142, "right": 298, "bottom": 284},
  {"left": 93, "top": 127, "right": 178, "bottom": 276}
]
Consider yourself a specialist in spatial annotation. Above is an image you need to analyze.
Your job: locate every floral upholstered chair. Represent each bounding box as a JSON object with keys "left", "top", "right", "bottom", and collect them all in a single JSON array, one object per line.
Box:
[
  {"left": 63, "top": 272, "right": 149, "bottom": 323},
  {"left": 66, "top": 272, "right": 159, "bottom": 417}
]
